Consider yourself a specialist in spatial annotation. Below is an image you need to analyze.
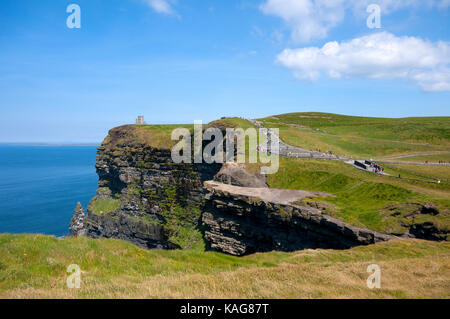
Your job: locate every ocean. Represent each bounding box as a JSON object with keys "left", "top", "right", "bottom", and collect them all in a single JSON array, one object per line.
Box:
[{"left": 0, "top": 145, "right": 98, "bottom": 236}]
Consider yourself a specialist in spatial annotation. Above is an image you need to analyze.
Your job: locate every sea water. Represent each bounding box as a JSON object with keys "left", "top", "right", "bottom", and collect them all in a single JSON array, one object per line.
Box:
[{"left": 0, "top": 145, "right": 98, "bottom": 236}]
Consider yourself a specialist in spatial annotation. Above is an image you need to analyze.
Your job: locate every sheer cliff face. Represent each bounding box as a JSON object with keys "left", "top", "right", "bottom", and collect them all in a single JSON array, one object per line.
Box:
[
  {"left": 85, "top": 125, "right": 220, "bottom": 249},
  {"left": 82, "top": 124, "right": 394, "bottom": 255}
]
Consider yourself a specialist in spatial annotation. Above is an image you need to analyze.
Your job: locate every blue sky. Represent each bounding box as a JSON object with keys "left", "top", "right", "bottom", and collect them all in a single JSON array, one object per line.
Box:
[{"left": 0, "top": 0, "right": 449, "bottom": 143}]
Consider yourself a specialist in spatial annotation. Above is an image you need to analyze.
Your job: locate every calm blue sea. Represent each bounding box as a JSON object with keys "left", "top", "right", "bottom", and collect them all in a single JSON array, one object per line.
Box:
[{"left": 0, "top": 145, "right": 98, "bottom": 236}]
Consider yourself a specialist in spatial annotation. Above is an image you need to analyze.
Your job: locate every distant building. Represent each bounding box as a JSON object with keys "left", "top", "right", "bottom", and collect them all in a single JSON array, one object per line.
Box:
[{"left": 136, "top": 116, "right": 146, "bottom": 125}]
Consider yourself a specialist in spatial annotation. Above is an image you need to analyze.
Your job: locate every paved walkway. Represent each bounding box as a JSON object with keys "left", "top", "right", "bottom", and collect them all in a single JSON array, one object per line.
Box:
[
  {"left": 249, "top": 119, "right": 449, "bottom": 168},
  {"left": 249, "top": 119, "right": 346, "bottom": 161}
]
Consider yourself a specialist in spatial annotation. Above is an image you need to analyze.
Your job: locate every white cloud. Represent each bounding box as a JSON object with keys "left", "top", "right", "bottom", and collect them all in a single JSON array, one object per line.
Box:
[
  {"left": 260, "top": 0, "right": 345, "bottom": 43},
  {"left": 277, "top": 32, "right": 450, "bottom": 92},
  {"left": 144, "top": 0, "right": 175, "bottom": 15},
  {"left": 260, "top": 0, "right": 447, "bottom": 43}
]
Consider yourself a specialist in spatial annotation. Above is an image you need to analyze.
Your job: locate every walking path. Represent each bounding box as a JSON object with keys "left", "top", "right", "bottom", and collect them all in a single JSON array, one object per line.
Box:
[
  {"left": 376, "top": 151, "right": 450, "bottom": 166},
  {"left": 249, "top": 119, "right": 449, "bottom": 168},
  {"left": 249, "top": 119, "right": 346, "bottom": 161}
]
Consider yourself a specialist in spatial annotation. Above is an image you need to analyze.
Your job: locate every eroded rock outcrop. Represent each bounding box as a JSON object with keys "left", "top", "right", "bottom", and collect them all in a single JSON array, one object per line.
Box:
[
  {"left": 379, "top": 203, "right": 448, "bottom": 241},
  {"left": 202, "top": 181, "right": 393, "bottom": 256},
  {"left": 70, "top": 202, "right": 87, "bottom": 237},
  {"left": 213, "top": 163, "right": 267, "bottom": 188}
]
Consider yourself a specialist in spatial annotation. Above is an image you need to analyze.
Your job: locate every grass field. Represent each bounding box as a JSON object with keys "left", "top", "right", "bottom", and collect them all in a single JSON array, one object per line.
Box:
[
  {"left": 0, "top": 234, "right": 448, "bottom": 299},
  {"left": 383, "top": 164, "right": 450, "bottom": 181},
  {"left": 257, "top": 113, "right": 450, "bottom": 159},
  {"left": 380, "top": 153, "right": 450, "bottom": 163}
]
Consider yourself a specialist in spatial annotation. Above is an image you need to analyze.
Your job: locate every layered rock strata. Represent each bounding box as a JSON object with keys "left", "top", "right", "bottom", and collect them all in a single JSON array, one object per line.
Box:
[{"left": 202, "top": 181, "right": 393, "bottom": 256}]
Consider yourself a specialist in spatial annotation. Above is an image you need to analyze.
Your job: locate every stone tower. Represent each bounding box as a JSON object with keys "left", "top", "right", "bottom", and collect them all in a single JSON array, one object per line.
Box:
[{"left": 136, "top": 116, "right": 146, "bottom": 125}]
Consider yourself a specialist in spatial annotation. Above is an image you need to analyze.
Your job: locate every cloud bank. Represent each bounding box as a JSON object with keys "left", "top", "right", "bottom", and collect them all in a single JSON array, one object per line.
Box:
[{"left": 277, "top": 32, "right": 450, "bottom": 92}]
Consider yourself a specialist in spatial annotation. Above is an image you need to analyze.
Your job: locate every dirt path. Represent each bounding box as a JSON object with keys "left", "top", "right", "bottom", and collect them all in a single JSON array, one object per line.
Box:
[{"left": 204, "top": 181, "right": 332, "bottom": 205}]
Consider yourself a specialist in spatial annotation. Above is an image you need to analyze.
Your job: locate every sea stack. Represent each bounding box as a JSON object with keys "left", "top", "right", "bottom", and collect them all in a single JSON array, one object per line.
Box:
[{"left": 70, "top": 202, "right": 87, "bottom": 237}]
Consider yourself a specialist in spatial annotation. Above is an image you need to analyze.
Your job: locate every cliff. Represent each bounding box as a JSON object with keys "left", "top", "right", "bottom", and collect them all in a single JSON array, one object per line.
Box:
[
  {"left": 81, "top": 124, "right": 221, "bottom": 249},
  {"left": 72, "top": 122, "right": 396, "bottom": 255},
  {"left": 202, "top": 181, "right": 392, "bottom": 256}
]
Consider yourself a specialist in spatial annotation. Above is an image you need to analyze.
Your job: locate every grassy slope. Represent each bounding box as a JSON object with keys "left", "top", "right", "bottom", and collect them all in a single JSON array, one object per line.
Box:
[
  {"left": 251, "top": 157, "right": 450, "bottom": 234},
  {"left": 380, "top": 153, "right": 450, "bottom": 162},
  {"left": 129, "top": 124, "right": 195, "bottom": 149},
  {"left": 0, "top": 234, "right": 448, "bottom": 298},
  {"left": 247, "top": 113, "right": 450, "bottom": 235},
  {"left": 257, "top": 112, "right": 450, "bottom": 159},
  {"left": 111, "top": 118, "right": 256, "bottom": 151}
]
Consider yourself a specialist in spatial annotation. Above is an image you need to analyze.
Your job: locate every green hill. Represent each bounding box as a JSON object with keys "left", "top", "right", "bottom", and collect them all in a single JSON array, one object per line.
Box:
[
  {"left": 244, "top": 113, "right": 450, "bottom": 237},
  {"left": 257, "top": 112, "right": 450, "bottom": 159}
]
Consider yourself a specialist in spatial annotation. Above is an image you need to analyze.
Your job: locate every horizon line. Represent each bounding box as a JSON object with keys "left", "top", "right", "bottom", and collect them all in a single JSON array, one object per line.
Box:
[{"left": 0, "top": 142, "right": 101, "bottom": 146}]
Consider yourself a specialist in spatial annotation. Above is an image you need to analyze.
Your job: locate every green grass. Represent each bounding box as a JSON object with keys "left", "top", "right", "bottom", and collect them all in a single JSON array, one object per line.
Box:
[
  {"left": 0, "top": 234, "right": 448, "bottom": 298},
  {"left": 101, "top": 124, "right": 195, "bottom": 150},
  {"left": 89, "top": 197, "right": 122, "bottom": 215},
  {"left": 257, "top": 112, "right": 450, "bottom": 158},
  {"left": 383, "top": 153, "right": 450, "bottom": 163},
  {"left": 384, "top": 164, "right": 450, "bottom": 181},
  {"left": 255, "top": 157, "right": 450, "bottom": 234},
  {"left": 103, "top": 118, "right": 258, "bottom": 151},
  {"left": 208, "top": 117, "right": 256, "bottom": 130}
]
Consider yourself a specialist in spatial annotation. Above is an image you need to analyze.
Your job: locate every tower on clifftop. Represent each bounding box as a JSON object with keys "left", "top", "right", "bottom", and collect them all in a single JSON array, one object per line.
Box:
[{"left": 136, "top": 116, "right": 146, "bottom": 125}]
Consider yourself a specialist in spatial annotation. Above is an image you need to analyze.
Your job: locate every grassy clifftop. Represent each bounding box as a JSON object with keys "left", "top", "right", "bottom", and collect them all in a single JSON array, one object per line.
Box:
[
  {"left": 0, "top": 234, "right": 448, "bottom": 298},
  {"left": 101, "top": 117, "right": 255, "bottom": 150},
  {"left": 257, "top": 112, "right": 450, "bottom": 158}
]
